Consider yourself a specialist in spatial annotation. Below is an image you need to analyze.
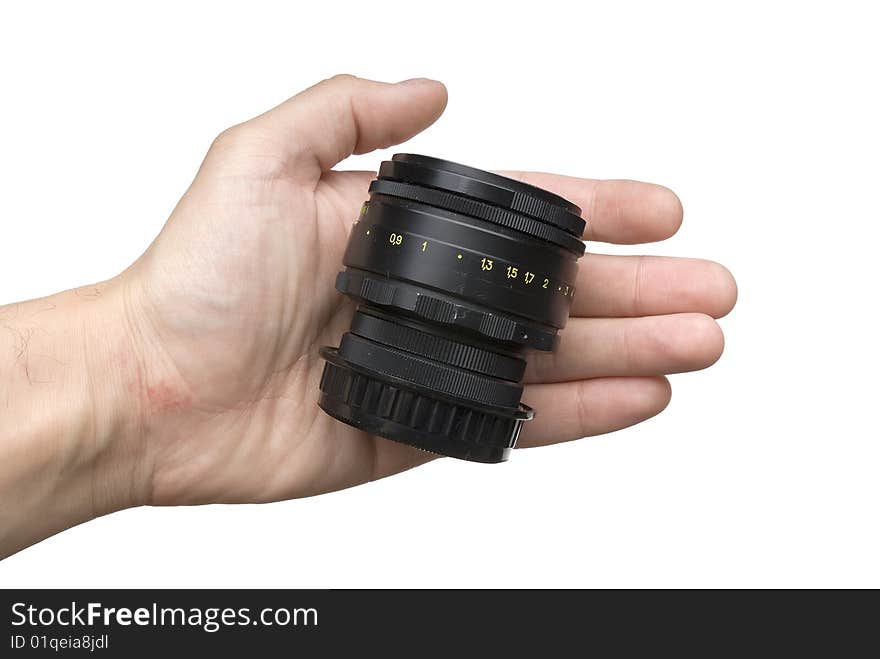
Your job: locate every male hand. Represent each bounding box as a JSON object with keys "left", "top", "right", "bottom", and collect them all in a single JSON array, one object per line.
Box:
[{"left": 0, "top": 75, "right": 736, "bottom": 555}]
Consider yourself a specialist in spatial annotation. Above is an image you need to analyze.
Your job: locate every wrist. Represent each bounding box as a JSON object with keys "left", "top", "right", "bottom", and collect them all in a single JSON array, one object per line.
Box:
[
  {"left": 0, "top": 279, "right": 150, "bottom": 557},
  {"left": 79, "top": 277, "right": 154, "bottom": 511}
]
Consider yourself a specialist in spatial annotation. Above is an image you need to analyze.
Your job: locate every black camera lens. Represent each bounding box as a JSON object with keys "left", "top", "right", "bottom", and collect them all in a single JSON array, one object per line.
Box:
[{"left": 318, "top": 154, "right": 586, "bottom": 463}]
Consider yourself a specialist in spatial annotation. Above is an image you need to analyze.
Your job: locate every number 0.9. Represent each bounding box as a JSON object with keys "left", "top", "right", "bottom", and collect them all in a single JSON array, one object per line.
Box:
[{"left": 389, "top": 233, "right": 403, "bottom": 246}]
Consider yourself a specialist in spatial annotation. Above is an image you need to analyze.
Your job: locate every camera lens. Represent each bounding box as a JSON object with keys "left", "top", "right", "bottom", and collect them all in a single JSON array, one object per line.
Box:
[{"left": 318, "top": 154, "right": 586, "bottom": 463}]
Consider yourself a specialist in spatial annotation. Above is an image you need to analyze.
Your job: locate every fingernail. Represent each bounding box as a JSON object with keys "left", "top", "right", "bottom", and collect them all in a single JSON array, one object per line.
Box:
[{"left": 397, "top": 77, "right": 434, "bottom": 86}]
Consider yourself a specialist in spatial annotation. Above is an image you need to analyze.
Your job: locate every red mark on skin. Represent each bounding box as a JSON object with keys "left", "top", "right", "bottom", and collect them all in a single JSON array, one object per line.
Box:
[{"left": 146, "top": 382, "right": 191, "bottom": 412}]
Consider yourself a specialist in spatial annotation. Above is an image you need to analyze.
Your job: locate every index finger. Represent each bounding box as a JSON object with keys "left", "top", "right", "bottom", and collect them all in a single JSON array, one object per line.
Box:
[{"left": 501, "top": 172, "right": 683, "bottom": 245}]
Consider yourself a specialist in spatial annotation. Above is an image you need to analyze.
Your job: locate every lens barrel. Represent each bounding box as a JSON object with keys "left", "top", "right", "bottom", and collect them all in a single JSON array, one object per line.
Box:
[{"left": 318, "top": 154, "right": 586, "bottom": 463}]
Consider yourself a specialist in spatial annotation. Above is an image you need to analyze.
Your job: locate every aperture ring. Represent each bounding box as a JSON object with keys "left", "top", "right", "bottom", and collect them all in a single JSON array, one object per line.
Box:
[
  {"left": 369, "top": 181, "right": 586, "bottom": 256},
  {"left": 351, "top": 309, "right": 526, "bottom": 382}
]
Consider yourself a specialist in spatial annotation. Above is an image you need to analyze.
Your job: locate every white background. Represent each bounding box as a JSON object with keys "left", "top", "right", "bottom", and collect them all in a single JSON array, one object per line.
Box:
[{"left": 1, "top": 1, "right": 878, "bottom": 588}]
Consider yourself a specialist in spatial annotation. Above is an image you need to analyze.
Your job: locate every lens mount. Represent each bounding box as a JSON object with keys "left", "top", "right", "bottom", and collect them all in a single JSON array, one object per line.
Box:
[{"left": 319, "top": 346, "right": 532, "bottom": 463}]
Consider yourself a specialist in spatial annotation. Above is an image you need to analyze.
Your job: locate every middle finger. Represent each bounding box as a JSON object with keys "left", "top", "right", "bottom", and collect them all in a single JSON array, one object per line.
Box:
[{"left": 572, "top": 254, "right": 737, "bottom": 318}]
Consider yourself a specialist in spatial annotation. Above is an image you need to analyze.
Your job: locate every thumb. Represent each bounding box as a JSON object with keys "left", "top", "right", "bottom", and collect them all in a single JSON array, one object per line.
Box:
[{"left": 248, "top": 75, "right": 448, "bottom": 181}]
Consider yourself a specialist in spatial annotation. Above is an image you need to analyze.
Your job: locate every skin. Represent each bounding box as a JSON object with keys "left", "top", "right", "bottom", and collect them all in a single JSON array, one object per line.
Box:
[{"left": 0, "top": 76, "right": 737, "bottom": 559}]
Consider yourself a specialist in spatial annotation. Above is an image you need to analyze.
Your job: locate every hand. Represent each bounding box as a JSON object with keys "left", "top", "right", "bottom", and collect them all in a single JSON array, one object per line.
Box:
[
  {"left": 0, "top": 75, "right": 737, "bottom": 554},
  {"left": 116, "top": 74, "right": 735, "bottom": 505}
]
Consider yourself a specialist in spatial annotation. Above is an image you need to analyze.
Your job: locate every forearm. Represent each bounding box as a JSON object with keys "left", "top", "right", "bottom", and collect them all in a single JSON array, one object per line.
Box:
[{"left": 0, "top": 280, "right": 147, "bottom": 558}]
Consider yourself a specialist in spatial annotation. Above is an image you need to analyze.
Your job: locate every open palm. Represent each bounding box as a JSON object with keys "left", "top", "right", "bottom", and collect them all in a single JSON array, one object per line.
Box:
[{"left": 119, "top": 76, "right": 736, "bottom": 507}]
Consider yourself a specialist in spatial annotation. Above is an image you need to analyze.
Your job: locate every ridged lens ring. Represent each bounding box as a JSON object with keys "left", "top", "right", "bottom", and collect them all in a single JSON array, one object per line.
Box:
[{"left": 318, "top": 154, "right": 586, "bottom": 463}]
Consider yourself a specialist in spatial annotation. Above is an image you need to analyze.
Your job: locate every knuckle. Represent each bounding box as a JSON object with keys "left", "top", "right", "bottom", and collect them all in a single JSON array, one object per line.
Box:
[
  {"left": 206, "top": 123, "right": 288, "bottom": 178},
  {"left": 631, "top": 254, "right": 648, "bottom": 314},
  {"left": 319, "top": 73, "right": 360, "bottom": 92},
  {"left": 329, "top": 73, "right": 358, "bottom": 83},
  {"left": 574, "top": 381, "right": 593, "bottom": 436},
  {"left": 210, "top": 123, "right": 255, "bottom": 153}
]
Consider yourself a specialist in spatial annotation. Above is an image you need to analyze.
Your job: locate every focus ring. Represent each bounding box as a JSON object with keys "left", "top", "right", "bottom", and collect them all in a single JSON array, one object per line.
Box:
[
  {"left": 368, "top": 181, "right": 586, "bottom": 256},
  {"left": 351, "top": 310, "right": 525, "bottom": 382},
  {"left": 337, "top": 270, "right": 559, "bottom": 351}
]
